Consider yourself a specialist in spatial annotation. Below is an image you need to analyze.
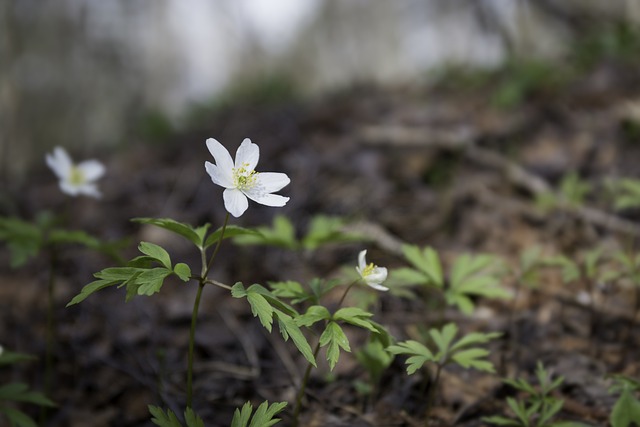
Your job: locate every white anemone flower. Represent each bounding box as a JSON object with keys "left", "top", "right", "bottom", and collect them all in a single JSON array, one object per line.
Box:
[
  {"left": 356, "top": 250, "right": 389, "bottom": 291},
  {"left": 204, "top": 138, "right": 290, "bottom": 218},
  {"left": 45, "top": 146, "right": 105, "bottom": 198}
]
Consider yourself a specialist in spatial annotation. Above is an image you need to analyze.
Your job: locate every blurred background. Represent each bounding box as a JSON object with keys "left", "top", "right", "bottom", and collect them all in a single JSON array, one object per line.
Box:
[{"left": 2, "top": 0, "right": 639, "bottom": 182}]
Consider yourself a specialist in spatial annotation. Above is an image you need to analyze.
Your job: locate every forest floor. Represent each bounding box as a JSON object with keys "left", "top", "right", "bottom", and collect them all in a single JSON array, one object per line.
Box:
[{"left": 2, "top": 56, "right": 640, "bottom": 427}]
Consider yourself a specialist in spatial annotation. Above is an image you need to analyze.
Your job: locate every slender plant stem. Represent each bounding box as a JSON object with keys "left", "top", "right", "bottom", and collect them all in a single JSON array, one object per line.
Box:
[
  {"left": 41, "top": 249, "right": 57, "bottom": 422},
  {"left": 292, "top": 280, "right": 359, "bottom": 426},
  {"left": 186, "top": 213, "right": 230, "bottom": 408},
  {"left": 187, "top": 282, "right": 205, "bottom": 408},
  {"left": 424, "top": 363, "right": 443, "bottom": 426}
]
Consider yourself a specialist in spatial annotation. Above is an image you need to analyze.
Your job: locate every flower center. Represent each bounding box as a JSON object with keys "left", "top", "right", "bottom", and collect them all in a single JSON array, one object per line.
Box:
[
  {"left": 69, "top": 166, "right": 86, "bottom": 186},
  {"left": 362, "top": 263, "right": 377, "bottom": 277},
  {"left": 233, "top": 163, "right": 258, "bottom": 191}
]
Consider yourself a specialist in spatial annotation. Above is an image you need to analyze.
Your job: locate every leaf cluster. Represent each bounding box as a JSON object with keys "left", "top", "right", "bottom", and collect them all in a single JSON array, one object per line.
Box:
[
  {"left": 391, "top": 245, "right": 509, "bottom": 314},
  {"left": 0, "top": 349, "right": 55, "bottom": 427},
  {"left": 0, "top": 214, "right": 125, "bottom": 268},
  {"left": 232, "top": 215, "right": 367, "bottom": 251},
  {"left": 269, "top": 278, "right": 340, "bottom": 306},
  {"left": 484, "top": 362, "right": 583, "bottom": 427},
  {"left": 67, "top": 242, "right": 192, "bottom": 306},
  {"left": 608, "top": 375, "right": 640, "bottom": 427},
  {"left": 231, "top": 401, "right": 287, "bottom": 427},
  {"left": 296, "top": 305, "right": 390, "bottom": 370},
  {"left": 231, "top": 283, "right": 316, "bottom": 367},
  {"left": 149, "top": 406, "right": 204, "bottom": 427},
  {"left": 387, "top": 323, "right": 500, "bottom": 375}
]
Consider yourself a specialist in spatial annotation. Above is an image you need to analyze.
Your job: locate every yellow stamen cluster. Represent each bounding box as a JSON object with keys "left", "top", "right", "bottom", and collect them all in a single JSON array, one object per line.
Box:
[
  {"left": 361, "top": 263, "right": 377, "bottom": 277},
  {"left": 68, "top": 166, "right": 86, "bottom": 186},
  {"left": 233, "top": 163, "right": 258, "bottom": 191}
]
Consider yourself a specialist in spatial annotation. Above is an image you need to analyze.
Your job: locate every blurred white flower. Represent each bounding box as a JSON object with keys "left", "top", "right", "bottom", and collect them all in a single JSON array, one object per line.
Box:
[
  {"left": 204, "top": 138, "right": 290, "bottom": 218},
  {"left": 356, "top": 250, "right": 389, "bottom": 291},
  {"left": 45, "top": 147, "right": 105, "bottom": 198}
]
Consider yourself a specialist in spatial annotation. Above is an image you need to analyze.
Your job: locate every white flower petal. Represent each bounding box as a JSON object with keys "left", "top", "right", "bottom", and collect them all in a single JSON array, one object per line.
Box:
[
  {"left": 79, "top": 184, "right": 102, "bottom": 199},
  {"left": 358, "top": 250, "right": 367, "bottom": 271},
  {"left": 205, "top": 161, "right": 234, "bottom": 188},
  {"left": 223, "top": 188, "right": 249, "bottom": 217},
  {"left": 235, "top": 138, "right": 259, "bottom": 171},
  {"left": 256, "top": 172, "right": 290, "bottom": 193},
  {"left": 59, "top": 181, "right": 81, "bottom": 196},
  {"left": 367, "top": 267, "right": 388, "bottom": 285},
  {"left": 77, "top": 160, "right": 105, "bottom": 181},
  {"left": 206, "top": 138, "right": 234, "bottom": 173},
  {"left": 366, "top": 281, "right": 389, "bottom": 292},
  {"left": 244, "top": 192, "right": 289, "bottom": 207},
  {"left": 46, "top": 147, "right": 72, "bottom": 179}
]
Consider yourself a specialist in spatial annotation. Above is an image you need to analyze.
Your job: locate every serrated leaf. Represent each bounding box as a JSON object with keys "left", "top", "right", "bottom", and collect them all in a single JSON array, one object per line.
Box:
[
  {"left": 204, "top": 225, "right": 262, "bottom": 249},
  {"left": 149, "top": 405, "right": 183, "bottom": 427},
  {"left": 233, "top": 216, "right": 297, "bottom": 249},
  {"left": 184, "top": 407, "right": 205, "bottom": 427},
  {"left": 231, "top": 282, "right": 247, "bottom": 298},
  {"left": 430, "top": 323, "right": 458, "bottom": 356},
  {"left": 319, "top": 321, "right": 350, "bottom": 370},
  {"left": 245, "top": 284, "right": 298, "bottom": 317},
  {"left": 334, "top": 307, "right": 377, "bottom": 332},
  {"left": 231, "top": 402, "right": 253, "bottom": 427},
  {"left": 231, "top": 401, "right": 287, "bottom": 427},
  {"left": 173, "top": 263, "right": 191, "bottom": 282},
  {"left": 302, "top": 215, "right": 366, "bottom": 250},
  {"left": 450, "top": 331, "right": 502, "bottom": 352},
  {"left": 389, "top": 267, "right": 431, "bottom": 286},
  {"left": 296, "top": 305, "right": 331, "bottom": 327},
  {"left": 275, "top": 311, "right": 316, "bottom": 367},
  {"left": 136, "top": 268, "right": 173, "bottom": 296},
  {"left": 66, "top": 278, "right": 119, "bottom": 306},
  {"left": 269, "top": 280, "right": 312, "bottom": 304},
  {"left": 247, "top": 292, "right": 274, "bottom": 332},
  {"left": 138, "top": 242, "right": 172, "bottom": 269},
  {"left": 402, "top": 245, "right": 443, "bottom": 286},
  {"left": 133, "top": 218, "right": 206, "bottom": 248},
  {"left": 387, "top": 340, "right": 434, "bottom": 375},
  {"left": 451, "top": 254, "right": 495, "bottom": 285},
  {"left": 451, "top": 348, "right": 495, "bottom": 372}
]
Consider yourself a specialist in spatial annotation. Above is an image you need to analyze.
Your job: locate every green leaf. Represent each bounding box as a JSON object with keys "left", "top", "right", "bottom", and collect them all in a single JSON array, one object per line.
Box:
[
  {"left": 136, "top": 268, "right": 173, "bottom": 296},
  {"left": 133, "top": 218, "right": 207, "bottom": 248},
  {"left": 319, "top": 321, "right": 351, "bottom": 370},
  {"left": 0, "top": 383, "right": 55, "bottom": 407},
  {"left": 451, "top": 254, "right": 495, "bottom": 285},
  {"left": 66, "top": 278, "right": 119, "bottom": 306},
  {"left": 430, "top": 323, "right": 458, "bottom": 357},
  {"left": 450, "top": 331, "right": 502, "bottom": 352},
  {"left": 246, "top": 292, "right": 275, "bottom": 332},
  {"left": 173, "top": 263, "right": 191, "bottom": 282},
  {"left": 402, "top": 245, "right": 443, "bottom": 286},
  {"left": 611, "top": 387, "right": 640, "bottom": 427},
  {"left": 389, "top": 267, "right": 431, "bottom": 286},
  {"left": 333, "top": 307, "right": 378, "bottom": 332},
  {"left": 149, "top": 405, "right": 183, "bottom": 427},
  {"left": 232, "top": 215, "right": 297, "bottom": 249},
  {"left": 0, "top": 216, "right": 43, "bottom": 268},
  {"left": 451, "top": 348, "right": 495, "bottom": 372},
  {"left": 296, "top": 305, "right": 331, "bottom": 327},
  {"left": 0, "top": 351, "right": 37, "bottom": 366},
  {"left": 482, "top": 416, "right": 522, "bottom": 426},
  {"left": 387, "top": 340, "right": 434, "bottom": 375},
  {"left": 204, "top": 225, "right": 262, "bottom": 249},
  {"left": 1, "top": 406, "right": 38, "bottom": 427},
  {"left": 138, "top": 242, "right": 172, "bottom": 269},
  {"left": 269, "top": 280, "right": 313, "bottom": 304},
  {"left": 275, "top": 311, "right": 316, "bottom": 367},
  {"left": 231, "top": 401, "right": 287, "bottom": 427},
  {"left": 301, "top": 215, "right": 366, "bottom": 250},
  {"left": 184, "top": 407, "right": 205, "bottom": 427},
  {"left": 231, "top": 282, "right": 248, "bottom": 298}
]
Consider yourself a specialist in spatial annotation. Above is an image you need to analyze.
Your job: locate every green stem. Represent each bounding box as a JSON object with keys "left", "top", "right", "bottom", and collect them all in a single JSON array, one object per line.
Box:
[
  {"left": 186, "top": 281, "right": 205, "bottom": 408},
  {"left": 424, "top": 363, "right": 443, "bottom": 426},
  {"left": 292, "top": 280, "right": 359, "bottom": 426},
  {"left": 41, "top": 249, "right": 57, "bottom": 422},
  {"left": 186, "top": 213, "right": 230, "bottom": 409}
]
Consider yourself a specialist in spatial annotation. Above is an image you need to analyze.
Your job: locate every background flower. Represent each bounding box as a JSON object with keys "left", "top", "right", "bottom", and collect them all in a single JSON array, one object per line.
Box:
[{"left": 45, "top": 146, "right": 105, "bottom": 198}]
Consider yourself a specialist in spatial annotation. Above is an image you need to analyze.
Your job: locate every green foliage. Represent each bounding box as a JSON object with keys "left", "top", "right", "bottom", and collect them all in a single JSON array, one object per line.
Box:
[
  {"left": 391, "top": 245, "right": 509, "bottom": 314},
  {"left": 296, "top": 304, "right": 390, "bottom": 370},
  {"left": 0, "top": 214, "right": 125, "bottom": 268},
  {"left": 270, "top": 278, "right": 340, "bottom": 306},
  {"left": 536, "top": 172, "right": 590, "bottom": 213},
  {"left": 67, "top": 241, "right": 192, "bottom": 306},
  {"left": 609, "top": 375, "right": 640, "bottom": 427},
  {"left": 0, "top": 349, "right": 55, "bottom": 427},
  {"left": 133, "top": 217, "right": 259, "bottom": 250},
  {"left": 148, "top": 406, "right": 204, "bottom": 427},
  {"left": 607, "top": 178, "right": 640, "bottom": 211},
  {"left": 232, "top": 215, "right": 367, "bottom": 251},
  {"left": 231, "top": 283, "right": 316, "bottom": 367},
  {"left": 231, "top": 401, "right": 287, "bottom": 427},
  {"left": 484, "top": 362, "right": 580, "bottom": 427},
  {"left": 355, "top": 338, "right": 393, "bottom": 392},
  {"left": 387, "top": 323, "right": 500, "bottom": 375}
]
